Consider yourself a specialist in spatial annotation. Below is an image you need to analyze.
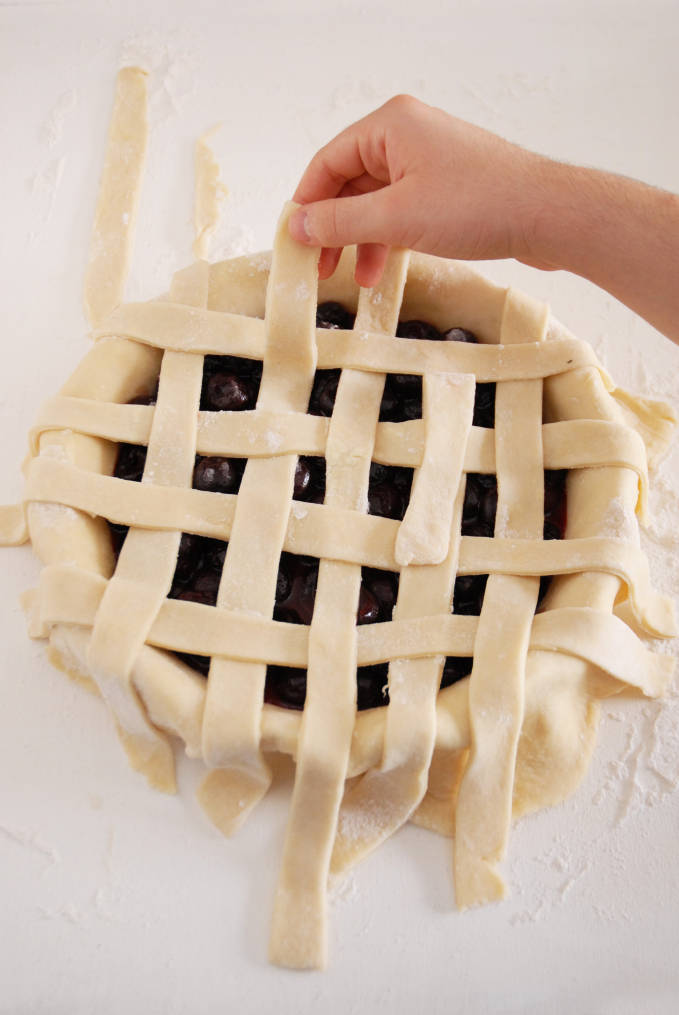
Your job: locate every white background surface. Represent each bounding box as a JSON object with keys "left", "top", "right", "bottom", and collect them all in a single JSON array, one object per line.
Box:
[{"left": 1, "top": 1, "right": 679, "bottom": 1012}]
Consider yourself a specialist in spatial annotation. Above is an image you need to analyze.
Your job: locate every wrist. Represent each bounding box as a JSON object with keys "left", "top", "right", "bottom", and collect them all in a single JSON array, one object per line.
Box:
[
  {"left": 519, "top": 156, "right": 679, "bottom": 341},
  {"left": 515, "top": 155, "right": 586, "bottom": 272}
]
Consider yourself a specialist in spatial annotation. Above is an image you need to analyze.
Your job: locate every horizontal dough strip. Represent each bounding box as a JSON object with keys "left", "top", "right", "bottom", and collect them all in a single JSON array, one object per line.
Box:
[
  {"left": 94, "top": 302, "right": 599, "bottom": 381},
  {"left": 457, "top": 536, "right": 675, "bottom": 638},
  {"left": 24, "top": 457, "right": 673, "bottom": 636},
  {"left": 29, "top": 397, "right": 647, "bottom": 513},
  {"left": 25, "top": 457, "right": 236, "bottom": 538},
  {"left": 31, "top": 565, "right": 672, "bottom": 697}
]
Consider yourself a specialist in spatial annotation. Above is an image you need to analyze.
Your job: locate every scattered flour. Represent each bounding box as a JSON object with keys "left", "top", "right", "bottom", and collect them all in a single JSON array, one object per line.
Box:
[{"left": 41, "top": 90, "right": 78, "bottom": 149}]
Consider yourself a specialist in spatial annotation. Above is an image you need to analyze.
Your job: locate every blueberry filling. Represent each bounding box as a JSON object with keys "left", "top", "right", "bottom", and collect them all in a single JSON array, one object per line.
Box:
[
  {"left": 108, "top": 302, "right": 567, "bottom": 709},
  {"left": 200, "top": 355, "right": 262, "bottom": 411},
  {"left": 264, "top": 562, "right": 398, "bottom": 710},
  {"left": 443, "top": 467, "right": 568, "bottom": 676},
  {"left": 310, "top": 311, "right": 495, "bottom": 427}
]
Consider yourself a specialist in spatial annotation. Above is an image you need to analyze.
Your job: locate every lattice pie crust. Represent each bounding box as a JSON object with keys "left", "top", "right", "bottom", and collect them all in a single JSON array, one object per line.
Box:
[{"left": 1, "top": 69, "right": 677, "bottom": 970}]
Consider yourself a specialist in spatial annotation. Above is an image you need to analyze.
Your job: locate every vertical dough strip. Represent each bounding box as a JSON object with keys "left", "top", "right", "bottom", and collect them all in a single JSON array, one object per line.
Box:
[
  {"left": 198, "top": 204, "right": 319, "bottom": 835},
  {"left": 84, "top": 67, "right": 148, "bottom": 329},
  {"left": 454, "top": 289, "right": 548, "bottom": 908},
  {"left": 269, "top": 250, "right": 409, "bottom": 969}
]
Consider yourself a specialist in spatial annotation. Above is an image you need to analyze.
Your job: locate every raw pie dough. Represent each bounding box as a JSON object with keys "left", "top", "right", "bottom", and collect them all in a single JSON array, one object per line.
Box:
[{"left": 0, "top": 68, "right": 677, "bottom": 970}]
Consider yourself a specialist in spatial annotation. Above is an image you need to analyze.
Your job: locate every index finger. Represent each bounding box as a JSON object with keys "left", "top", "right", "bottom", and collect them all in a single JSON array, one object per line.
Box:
[{"left": 292, "top": 113, "right": 388, "bottom": 204}]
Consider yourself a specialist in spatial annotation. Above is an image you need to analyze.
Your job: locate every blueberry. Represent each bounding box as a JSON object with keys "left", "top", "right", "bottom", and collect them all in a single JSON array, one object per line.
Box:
[
  {"left": 193, "top": 456, "right": 241, "bottom": 494},
  {"left": 473, "top": 383, "right": 496, "bottom": 429},
  {"left": 453, "top": 574, "right": 489, "bottom": 616},
  {"left": 543, "top": 521, "right": 562, "bottom": 541},
  {"left": 396, "top": 320, "right": 442, "bottom": 342},
  {"left": 115, "top": 443, "right": 147, "bottom": 483},
  {"left": 316, "top": 302, "right": 356, "bottom": 330},
  {"left": 364, "top": 569, "right": 398, "bottom": 618},
  {"left": 368, "top": 482, "right": 405, "bottom": 520},
  {"left": 204, "top": 372, "right": 254, "bottom": 411},
  {"left": 481, "top": 486, "right": 498, "bottom": 528},
  {"left": 357, "top": 665, "right": 390, "bottom": 710},
  {"left": 378, "top": 384, "right": 399, "bottom": 421},
  {"left": 275, "top": 567, "right": 292, "bottom": 603},
  {"left": 356, "top": 587, "right": 380, "bottom": 625},
  {"left": 293, "top": 458, "right": 312, "bottom": 499},
  {"left": 369, "top": 462, "right": 389, "bottom": 485},
  {"left": 308, "top": 370, "right": 340, "bottom": 416},
  {"left": 265, "top": 666, "right": 307, "bottom": 709},
  {"left": 443, "top": 327, "right": 478, "bottom": 344},
  {"left": 177, "top": 567, "right": 220, "bottom": 606},
  {"left": 173, "top": 532, "right": 204, "bottom": 586},
  {"left": 441, "top": 656, "right": 473, "bottom": 688}
]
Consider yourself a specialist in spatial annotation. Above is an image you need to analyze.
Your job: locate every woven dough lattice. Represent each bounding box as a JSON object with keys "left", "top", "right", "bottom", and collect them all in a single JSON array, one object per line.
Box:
[{"left": 1, "top": 69, "right": 676, "bottom": 970}]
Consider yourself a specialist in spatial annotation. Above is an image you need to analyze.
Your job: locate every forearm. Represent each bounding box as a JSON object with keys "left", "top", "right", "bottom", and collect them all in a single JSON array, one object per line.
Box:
[{"left": 530, "top": 159, "right": 679, "bottom": 344}]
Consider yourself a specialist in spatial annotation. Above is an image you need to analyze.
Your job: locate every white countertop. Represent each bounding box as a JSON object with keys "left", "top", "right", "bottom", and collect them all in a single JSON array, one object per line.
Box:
[{"left": 2, "top": 2, "right": 679, "bottom": 1012}]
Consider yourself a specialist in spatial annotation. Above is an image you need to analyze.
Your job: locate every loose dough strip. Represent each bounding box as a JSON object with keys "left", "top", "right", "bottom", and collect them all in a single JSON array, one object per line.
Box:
[
  {"left": 454, "top": 288, "right": 548, "bottom": 909},
  {"left": 270, "top": 249, "right": 410, "bottom": 971},
  {"left": 331, "top": 377, "right": 474, "bottom": 875},
  {"left": 193, "top": 127, "right": 227, "bottom": 261},
  {"left": 83, "top": 68, "right": 148, "bottom": 328}
]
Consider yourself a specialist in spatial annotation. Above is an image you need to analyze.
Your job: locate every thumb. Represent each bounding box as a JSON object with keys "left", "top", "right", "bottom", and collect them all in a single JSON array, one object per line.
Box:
[{"left": 289, "top": 185, "right": 407, "bottom": 249}]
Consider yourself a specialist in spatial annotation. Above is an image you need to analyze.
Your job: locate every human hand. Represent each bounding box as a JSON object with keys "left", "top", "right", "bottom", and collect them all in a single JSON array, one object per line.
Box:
[{"left": 289, "top": 94, "right": 553, "bottom": 287}]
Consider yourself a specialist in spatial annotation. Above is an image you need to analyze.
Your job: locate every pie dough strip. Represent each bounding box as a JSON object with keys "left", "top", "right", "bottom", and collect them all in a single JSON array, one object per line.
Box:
[
  {"left": 331, "top": 375, "right": 475, "bottom": 874},
  {"left": 83, "top": 68, "right": 148, "bottom": 329},
  {"left": 0, "top": 504, "right": 28, "bottom": 546},
  {"left": 396, "top": 373, "right": 476, "bottom": 565},
  {"left": 95, "top": 301, "right": 598, "bottom": 380},
  {"left": 270, "top": 250, "right": 411, "bottom": 971},
  {"left": 21, "top": 455, "right": 674, "bottom": 635},
  {"left": 454, "top": 288, "right": 549, "bottom": 909},
  {"left": 332, "top": 494, "right": 467, "bottom": 875},
  {"left": 33, "top": 559, "right": 672, "bottom": 729},
  {"left": 193, "top": 127, "right": 227, "bottom": 261},
  {"left": 85, "top": 262, "right": 208, "bottom": 792},
  {"left": 29, "top": 395, "right": 649, "bottom": 517},
  {"left": 197, "top": 204, "right": 320, "bottom": 839}
]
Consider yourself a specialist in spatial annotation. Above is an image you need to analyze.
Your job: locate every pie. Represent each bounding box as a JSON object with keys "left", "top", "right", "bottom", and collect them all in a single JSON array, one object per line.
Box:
[{"left": 0, "top": 68, "right": 677, "bottom": 970}]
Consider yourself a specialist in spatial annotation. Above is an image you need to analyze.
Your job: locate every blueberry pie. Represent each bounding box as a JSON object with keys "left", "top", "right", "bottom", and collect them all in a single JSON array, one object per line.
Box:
[{"left": 1, "top": 68, "right": 677, "bottom": 970}]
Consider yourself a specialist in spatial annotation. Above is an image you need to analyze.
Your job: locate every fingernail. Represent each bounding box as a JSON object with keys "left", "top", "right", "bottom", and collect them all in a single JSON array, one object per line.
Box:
[{"left": 289, "top": 208, "right": 312, "bottom": 244}]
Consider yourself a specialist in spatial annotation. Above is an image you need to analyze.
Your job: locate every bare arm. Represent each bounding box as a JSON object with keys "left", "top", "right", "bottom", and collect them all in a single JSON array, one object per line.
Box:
[{"left": 289, "top": 95, "right": 679, "bottom": 344}]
